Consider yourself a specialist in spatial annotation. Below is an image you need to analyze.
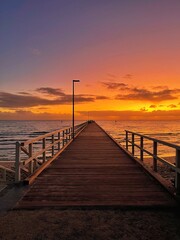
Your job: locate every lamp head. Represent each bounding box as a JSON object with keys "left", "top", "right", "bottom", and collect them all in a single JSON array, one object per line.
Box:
[{"left": 73, "top": 79, "right": 80, "bottom": 82}]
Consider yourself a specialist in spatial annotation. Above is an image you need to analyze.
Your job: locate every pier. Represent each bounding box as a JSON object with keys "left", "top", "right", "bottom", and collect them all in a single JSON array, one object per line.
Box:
[{"left": 13, "top": 121, "right": 178, "bottom": 209}]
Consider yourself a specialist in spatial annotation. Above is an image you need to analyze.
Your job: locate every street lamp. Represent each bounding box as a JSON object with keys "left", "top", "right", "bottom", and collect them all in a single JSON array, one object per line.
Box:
[{"left": 72, "top": 79, "right": 80, "bottom": 139}]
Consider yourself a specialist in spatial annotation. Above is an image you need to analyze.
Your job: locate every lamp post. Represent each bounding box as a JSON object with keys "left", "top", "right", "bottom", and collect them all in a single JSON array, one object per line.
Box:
[{"left": 72, "top": 79, "right": 80, "bottom": 139}]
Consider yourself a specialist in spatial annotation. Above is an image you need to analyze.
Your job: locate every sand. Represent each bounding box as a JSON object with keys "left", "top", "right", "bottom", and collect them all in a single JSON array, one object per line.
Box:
[{"left": 0, "top": 209, "right": 180, "bottom": 240}]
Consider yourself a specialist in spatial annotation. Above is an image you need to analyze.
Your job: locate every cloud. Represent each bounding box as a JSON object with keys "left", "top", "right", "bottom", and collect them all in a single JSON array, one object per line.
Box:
[
  {"left": 101, "top": 82, "right": 128, "bottom": 90},
  {"left": 36, "top": 87, "right": 65, "bottom": 96},
  {"left": 0, "top": 88, "right": 110, "bottom": 109},
  {"left": 18, "top": 92, "right": 32, "bottom": 95},
  {"left": 107, "top": 73, "right": 117, "bottom": 79},
  {"left": 140, "top": 107, "right": 148, "bottom": 112},
  {"left": 149, "top": 105, "right": 157, "bottom": 108},
  {"left": 168, "top": 104, "right": 177, "bottom": 108},
  {"left": 0, "top": 92, "right": 51, "bottom": 108},
  {"left": 106, "top": 73, "right": 133, "bottom": 81},
  {"left": 115, "top": 88, "right": 180, "bottom": 102},
  {"left": 36, "top": 88, "right": 109, "bottom": 101},
  {"left": 152, "top": 85, "right": 168, "bottom": 90},
  {"left": 0, "top": 91, "right": 95, "bottom": 108},
  {"left": 102, "top": 81, "right": 180, "bottom": 102},
  {"left": 123, "top": 74, "right": 133, "bottom": 79},
  {"left": 96, "top": 96, "right": 110, "bottom": 100},
  {"left": 37, "top": 107, "right": 49, "bottom": 110}
]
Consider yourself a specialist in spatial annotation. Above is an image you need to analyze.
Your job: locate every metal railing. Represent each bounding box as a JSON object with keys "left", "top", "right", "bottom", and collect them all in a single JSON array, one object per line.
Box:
[
  {"left": 125, "top": 130, "right": 180, "bottom": 194},
  {"left": 15, "top": 121, "right": 88, "bottom": 182}
]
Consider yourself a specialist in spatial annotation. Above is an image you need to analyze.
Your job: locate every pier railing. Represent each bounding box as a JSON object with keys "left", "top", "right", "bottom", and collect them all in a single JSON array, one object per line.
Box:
[
  {"left": 125, "top": 130, "right": 180, "bottom": 195},
  {"left": 15, "top": 121, "right": 88, "bottom": 182},
  {"left": 0, "top": 165, "right": 15, "bottom": 182}
]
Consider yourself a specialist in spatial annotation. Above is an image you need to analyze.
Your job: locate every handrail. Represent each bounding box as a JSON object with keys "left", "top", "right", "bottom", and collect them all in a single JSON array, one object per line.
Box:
[
  {"left": 125, "top": 130, "right": 180, "bottom": 195},
  {"left": 0, "top": 165, "right": 15, "bottom": 182},
  {"left": 125, "top": 130, "right": 180, "bottom": 150},
  {"left": 21, "top": 126, "right": 74, "bottom": 146},
  {"left": 15, "top": 121, "right": 88, "bottom": 182}
]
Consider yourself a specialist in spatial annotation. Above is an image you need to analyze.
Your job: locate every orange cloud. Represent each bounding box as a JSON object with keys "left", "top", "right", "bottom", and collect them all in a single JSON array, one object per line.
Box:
[
  {"left": 115, "top": 88, "right": 179, "bottom": 102},
  {"left": 149, "top": 104, "right": 157, "bottom": 108},
  {"left": 102, "top": 82, "right": 128, "bottom": 90},
  {"left": 102, "top": 82, "right": 180, "bottom": 102},
  {"left": 168, "top": 104, "right": 177, "bottom": 108}
]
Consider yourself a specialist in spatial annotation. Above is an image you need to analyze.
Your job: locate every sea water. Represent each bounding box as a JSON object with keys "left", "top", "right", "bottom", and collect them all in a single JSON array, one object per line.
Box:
[{"left": 0, "top": 120, "right": 179, "bottom": 161}]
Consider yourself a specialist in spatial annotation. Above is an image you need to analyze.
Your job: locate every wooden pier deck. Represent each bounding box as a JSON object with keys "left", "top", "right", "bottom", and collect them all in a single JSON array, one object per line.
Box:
[{"left": 16, "top": 122, "right": 177, "bottom": 209}]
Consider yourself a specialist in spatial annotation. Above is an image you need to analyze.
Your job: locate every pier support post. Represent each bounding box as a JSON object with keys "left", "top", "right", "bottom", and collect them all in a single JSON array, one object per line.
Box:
[
  {"left": 175, "top": 149, "right": 180, "bottom": 195},
  {"left": 15, "top": 142, "right": 21, "bottom": 182}
]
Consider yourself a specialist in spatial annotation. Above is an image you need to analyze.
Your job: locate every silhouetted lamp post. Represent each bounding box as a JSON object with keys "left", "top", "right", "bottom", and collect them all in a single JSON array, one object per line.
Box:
[{"left": 72, "top": 79, "right": 80, "bottom": 139}]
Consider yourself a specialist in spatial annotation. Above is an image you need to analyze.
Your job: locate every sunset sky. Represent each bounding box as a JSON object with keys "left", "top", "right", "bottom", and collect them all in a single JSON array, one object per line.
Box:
[{"left": 1, "top": 0, "right": 180, "bottom": 120}]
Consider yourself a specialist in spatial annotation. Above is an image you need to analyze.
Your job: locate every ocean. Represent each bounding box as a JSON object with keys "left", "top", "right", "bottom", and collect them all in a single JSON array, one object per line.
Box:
[{"left": 0, "top": 120, "right": 180, "bottom": 161}]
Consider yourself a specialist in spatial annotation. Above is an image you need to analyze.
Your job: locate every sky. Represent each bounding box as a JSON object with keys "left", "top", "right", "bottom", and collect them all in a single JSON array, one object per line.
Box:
[{"left": 0, "top": 0, "right": 180, "bottom": 120}]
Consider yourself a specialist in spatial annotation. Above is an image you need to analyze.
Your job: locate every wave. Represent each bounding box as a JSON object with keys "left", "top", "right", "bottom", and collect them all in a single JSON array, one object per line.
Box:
[{"left": 0, "top": 120, "right": 179, "bottom": 161}]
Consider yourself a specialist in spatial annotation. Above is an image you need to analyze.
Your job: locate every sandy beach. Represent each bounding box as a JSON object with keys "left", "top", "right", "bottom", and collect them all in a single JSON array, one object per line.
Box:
[{"left": 0, "top": 208, "right": 180, "bottom": 240}]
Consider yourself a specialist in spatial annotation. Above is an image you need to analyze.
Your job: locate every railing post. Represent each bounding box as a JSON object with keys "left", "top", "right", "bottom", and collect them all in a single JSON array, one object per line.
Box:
[
  {"left": 71, "top": 127, "right": 73, "bottom": 139},
  {"left": 68, "top": 128, "right": 70, "bottom": 141},
  {"left": 66, "top": 129, "right": 68, "bottom": 143},
  {"left": 69, "top": 128, "right": 71, "bottom": 140},
  {"left": 153, "top": 141, "right": 157, "bottom": 172},
  {"left": 29, "top": 143, "right": 33, "bottom": 174},
  {"left": 175, "top": 149, "right": 180, "bottom": 195},
  {"left": 15, "top": 141, "right": 21, "bottom": 182},
  {"left": 62, "top": 130, "right": 65, "bottom": 147},
  {"left": 52, "top": 134, "right": 55, "bottom": 156},
  {"left": 140, "top": 136, "right": 143, "bottom": 161},
  {"left": 132, "top": 133, "right": 134, "bottom": 155},
  {"left": 126, "top": 131, "right": 128, "bottom": 151},
  {"left": 58, "top": 132, "right": 61, "bottom": 151},
  {"left": 42, "top": 138, "right": 46, "bottom": 163}
]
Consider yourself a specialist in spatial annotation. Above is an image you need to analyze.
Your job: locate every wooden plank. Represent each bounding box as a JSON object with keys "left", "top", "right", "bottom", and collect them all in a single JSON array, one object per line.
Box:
[{"left": 15, "top": 122, "right": 177, "bottom": 209}]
